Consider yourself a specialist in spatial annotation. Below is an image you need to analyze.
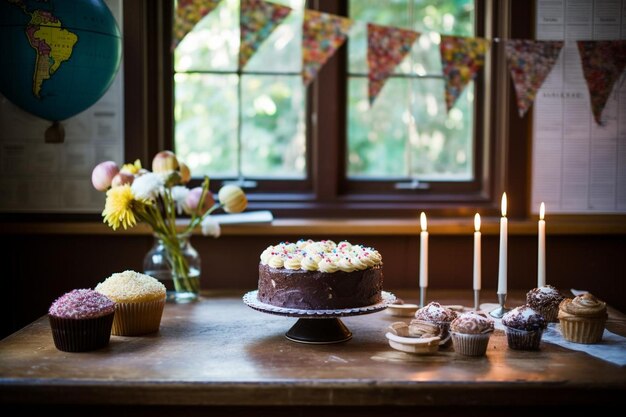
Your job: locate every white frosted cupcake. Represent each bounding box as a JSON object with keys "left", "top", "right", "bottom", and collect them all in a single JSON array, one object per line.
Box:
[
  {"left": 95, "top": 270, "right": 166, "bottom": 336},
  {"left": 450, "top": 311, "right": 494, "bottom": 357}
]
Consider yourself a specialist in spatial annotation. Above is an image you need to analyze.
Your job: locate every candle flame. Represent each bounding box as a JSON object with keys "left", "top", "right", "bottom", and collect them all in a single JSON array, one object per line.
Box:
[
  {"left": 540, "top": 202, "right": 545, "bottom": 220},
  {"left": 420, "top": 212, "right": 427, "bottom": 231},
  {"left": 474, "top": 213, "right": 481, "bottom": 231},
  {"left": 501, "top": 192, "right": 507, "bottom": 217}
]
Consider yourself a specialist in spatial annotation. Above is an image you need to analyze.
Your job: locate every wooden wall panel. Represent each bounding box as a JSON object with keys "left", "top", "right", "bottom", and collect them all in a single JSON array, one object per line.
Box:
[{"left": 3, "top": 234, "right": 624, "bottom": 339}]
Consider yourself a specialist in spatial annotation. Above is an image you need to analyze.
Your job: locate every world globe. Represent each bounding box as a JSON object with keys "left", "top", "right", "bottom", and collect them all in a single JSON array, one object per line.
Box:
[{"left": 0, "top": 0, "right": 122, "bottom": 122}]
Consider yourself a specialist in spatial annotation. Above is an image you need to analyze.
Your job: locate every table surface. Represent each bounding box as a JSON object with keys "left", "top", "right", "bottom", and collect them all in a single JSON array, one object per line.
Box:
[{"left": 1, "top": 290, "right": 625, "bottom": 407}]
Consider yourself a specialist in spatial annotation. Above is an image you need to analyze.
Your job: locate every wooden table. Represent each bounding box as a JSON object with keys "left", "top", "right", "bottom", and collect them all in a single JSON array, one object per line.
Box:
[{"left": 1, "top": 290, "right": 625, "bottom": 415}]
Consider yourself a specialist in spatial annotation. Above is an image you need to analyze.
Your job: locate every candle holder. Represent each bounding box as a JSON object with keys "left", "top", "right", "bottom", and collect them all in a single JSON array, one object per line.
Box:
[
  {"left": 489, "top": 293, "right": 510, "bottom": 318},
  {"left": 474, "top": 290, "right": 480, "bottom": 311},
  {"left": 419, "top": 286, "right": 427, "bottom": 308}
]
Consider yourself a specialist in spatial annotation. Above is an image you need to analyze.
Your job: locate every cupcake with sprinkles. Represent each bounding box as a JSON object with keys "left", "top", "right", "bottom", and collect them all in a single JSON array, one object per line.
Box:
[
  {"left": 502, "top": 305, "right": 547, "bottom": 350},
  {"left": 95, "top": 270, "right": 166, "bottom": 336},
  {"left": 48, "top": 289, "right": 116, "bottom": 352}
]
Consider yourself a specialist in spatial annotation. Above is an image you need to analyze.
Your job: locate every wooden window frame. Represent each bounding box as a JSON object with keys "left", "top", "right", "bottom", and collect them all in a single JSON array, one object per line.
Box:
[{"left": 123, "top": 0, "right": 532, "bottom": 219}]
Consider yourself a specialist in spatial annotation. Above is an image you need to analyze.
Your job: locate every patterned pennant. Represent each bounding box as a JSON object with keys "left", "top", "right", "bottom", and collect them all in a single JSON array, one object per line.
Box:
[
  {"left": 440, "top": 36, "right": 490, "bottom": 111},
  {"left": 239, "top": 0, "right": 292, "bottom": 69},
  {"left": 505, "top": 40, "right": 563, "bottom": 118},
  {"left": 367, "top": 23, "right": 419, "bottom": 105},
  {"left": 577, "top": 40, "right": 626, "bottom": 125},
  {"left": 172, "top": 0, "right": 222, "bottom": 50},
  {"left": 302, "top": 10, "right": 352, "bottom": 86}
]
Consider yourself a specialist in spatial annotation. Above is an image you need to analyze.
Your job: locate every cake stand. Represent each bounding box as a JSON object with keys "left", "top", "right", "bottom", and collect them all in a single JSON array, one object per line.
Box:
[{"left": 243, "top": 290, "right": 396, "bottom": 344}]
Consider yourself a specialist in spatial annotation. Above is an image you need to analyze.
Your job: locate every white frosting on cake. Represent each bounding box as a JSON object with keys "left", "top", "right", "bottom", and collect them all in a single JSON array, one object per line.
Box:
[{"left": 260, "top": 239, "right": 382, "bottom": 272}]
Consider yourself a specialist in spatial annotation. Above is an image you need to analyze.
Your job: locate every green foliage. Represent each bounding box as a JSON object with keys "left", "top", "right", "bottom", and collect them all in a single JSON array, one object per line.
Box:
[{"left": 174, "top": 0, "right": 475, "bottom": 181}]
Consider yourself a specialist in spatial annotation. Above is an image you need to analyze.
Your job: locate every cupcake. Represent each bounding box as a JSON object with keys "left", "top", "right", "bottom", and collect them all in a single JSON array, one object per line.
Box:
[
  {"left": 95, "top": 270, "right": 166, "bottom": 336},
  {"left": 526, "top": 285, "right": 564, "bottom": 322},
  {"left": 502, "top": 305, "right": 547, "bottom": 350},
  {"left": 450, "top": 311, "right": 494, "bottom": 357},
  {"left": 48, "top": 289, "right": 116, "bottom": 352},
  {"left": 558, "top": 293, "right": 607, "bottom": 344},
  {"left": 414, "top": 302, "right": 457, "bottom": 346}
]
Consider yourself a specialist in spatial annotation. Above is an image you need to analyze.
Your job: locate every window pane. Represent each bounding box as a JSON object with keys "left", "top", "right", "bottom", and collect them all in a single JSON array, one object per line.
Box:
[
  {"left": 349, "top": 0, "right": 474, "bottom": 75},
  {"left": 241, "top": 75, "right": 306, "bottom": 178},
  {"left": 175, "top": 0, "right": 238, "bottom": 72},
  {"left": 347, "top": 0, "right": 475, "bottom": 181},
  {"left": 175, "top": 73, "right": 238, "bottom": 177}
]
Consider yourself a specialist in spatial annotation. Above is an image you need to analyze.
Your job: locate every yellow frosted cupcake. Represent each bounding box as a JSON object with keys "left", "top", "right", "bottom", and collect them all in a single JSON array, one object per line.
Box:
[
  {"left": 558, "top": 293, "right": 607, "bottom": 344},
  {"left": 95, "top": 270, "right": 166, "bottom": 336}
]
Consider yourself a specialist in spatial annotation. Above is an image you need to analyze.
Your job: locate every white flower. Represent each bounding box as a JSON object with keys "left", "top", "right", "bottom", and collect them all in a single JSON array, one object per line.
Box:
[
  {"left": 130, "top": 172, "right": 164, "bottom": 201},
  {"left": 171, "top": 186, "right": 190, "bottom": 214},
  {"left": 201, "top": 216, "right": 221, "bottom": 238}
]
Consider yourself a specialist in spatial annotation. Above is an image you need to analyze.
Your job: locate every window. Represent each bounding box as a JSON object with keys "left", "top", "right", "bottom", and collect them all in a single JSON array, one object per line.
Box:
[
  {"left": 347, "top": 0, "right": 475, "bottom": 182},
  {"left": 166, "top": 0, "right": 498, "bottom": 217},
  {"left": 174, "top": 0, "right": 307, "bottom": 183}
]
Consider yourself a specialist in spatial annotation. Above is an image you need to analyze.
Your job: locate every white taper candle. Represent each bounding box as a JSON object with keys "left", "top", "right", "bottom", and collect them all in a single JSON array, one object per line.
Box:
[
  {"left": 473, "top": 213, "right": 481, "bottom": 291},
  {"left": 538, "top": 202, "right": 546, "bottom": 288},
  {"left": 419, "top": 212, "right": 428, "bottom": 288},
  {"left": 497, "top": 193, "right": 508, "bottom": 295}
]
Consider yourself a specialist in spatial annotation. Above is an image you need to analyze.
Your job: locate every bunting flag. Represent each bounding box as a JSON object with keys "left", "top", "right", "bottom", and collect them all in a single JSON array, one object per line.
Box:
[
  {"left": 504, "top": 40, "right": 564, "bottom": 118},
  {"left": 367, "top": 23, "right": 419, "bottom": 105},
  {"left": 239, "top": 0, "right": 292, "bottom": 69},
  {"left": 440, "top": 35, "right": 490, "bottom": 111},
  {"left": 577, "top": 40, "right": 626, "bottom": 125},
  {"left": 302, "top": 10, "right": 353, "bottom": 86},
  {"left": 172, "top": 0, "right": 222, "bottom": 50}
]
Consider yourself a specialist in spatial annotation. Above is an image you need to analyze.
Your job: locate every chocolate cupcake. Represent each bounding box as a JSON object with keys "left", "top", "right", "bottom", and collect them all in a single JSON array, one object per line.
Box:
[
  {"left": 414, "top": 302, "right": 457, "bottom": 346},
  {"left": 48, "top": 289, "right": 115, "bottom": 352},
  {"left": 95, "top": 270, "right": 166, "bottom": 336},
  {"left": 450, "top": 311, "right": 494, "bottom": 357},
  {"left": 558, "top": 293, "right": 607, "bottom": 344},
  {"left": 526, "top": 285, "right": 564, "bottom": 322},
  {"left": 502, "top": 305, "right": 547, "bottom": 350}
]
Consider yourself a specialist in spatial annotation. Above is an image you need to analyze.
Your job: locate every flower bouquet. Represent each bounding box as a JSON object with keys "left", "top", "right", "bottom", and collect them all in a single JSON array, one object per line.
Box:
[{"left": 91, "top": 151, "right": 247, "bottom": 302}]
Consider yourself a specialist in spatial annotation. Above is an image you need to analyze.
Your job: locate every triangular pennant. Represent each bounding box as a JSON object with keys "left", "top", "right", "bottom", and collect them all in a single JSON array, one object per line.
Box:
[
  {"left": 302, "top": 10, "right": 353, "bottom": 86},
  {"left": 172, "top": 0, "right": 222, "bottom": 50},
  {"left": 239, "top": 0, "right": 292, "bottom": 69},
  {"left": 367, "top": 23, "right": 419, "bottom": 105},
  {"left": 577, "top": 40, "right": 626, "bottom": 125},
  {"left": 505, "top": 40, "right": 563, "bottom": 118},
  {"left": 440, "top": 36, "right": 490, "bottom": 111}
]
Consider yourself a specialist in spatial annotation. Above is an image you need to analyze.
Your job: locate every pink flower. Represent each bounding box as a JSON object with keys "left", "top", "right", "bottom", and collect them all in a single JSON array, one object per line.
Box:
[
  {"left": 184, "top": 187, "right": 215, "bottom": 215},
  {"left": 91, "top": 161, "right": 119, "bottom": 191}
]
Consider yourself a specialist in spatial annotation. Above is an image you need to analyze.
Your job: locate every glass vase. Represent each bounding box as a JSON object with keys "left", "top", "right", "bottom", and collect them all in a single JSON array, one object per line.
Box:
[{"left": 143, "top": 232, "right": 201, "bottom": 303}]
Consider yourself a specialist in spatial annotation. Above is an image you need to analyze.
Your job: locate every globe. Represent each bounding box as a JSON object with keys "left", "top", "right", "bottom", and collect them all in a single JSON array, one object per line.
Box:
[{"left": 0, "top": 0, "right": 122, "bottom": 122}]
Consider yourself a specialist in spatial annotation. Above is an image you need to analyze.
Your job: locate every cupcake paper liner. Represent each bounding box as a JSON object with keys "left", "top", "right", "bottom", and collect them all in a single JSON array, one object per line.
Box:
[
  {"left": 112, "top": 297, "right": 165, "bottom": 336},
  {"left": 451, "top": 332, "right": 491, "bottom": 357},
  {"left": 49, "top": 313, "right": 114, "bottom": 352},
  {"left": 432, "top": 321, "right": 453, "bottom": 347},
  {"left": 559, "top": 316, "right": 606, "bottom": 344},
  {"left": 505, "top": 326, "right": 544, "bottom": 350},
  {"left": 534, "top": 305, "right": 559, "bottom": 323}
]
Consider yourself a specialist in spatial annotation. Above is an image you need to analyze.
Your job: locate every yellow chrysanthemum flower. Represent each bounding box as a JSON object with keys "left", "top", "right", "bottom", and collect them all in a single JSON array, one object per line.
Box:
[
  {"left": 121, "top": 159, "right": 142, "bottom": 175},
  {"left": 102, "top": 184, "right": 138, "bottom": 230}
]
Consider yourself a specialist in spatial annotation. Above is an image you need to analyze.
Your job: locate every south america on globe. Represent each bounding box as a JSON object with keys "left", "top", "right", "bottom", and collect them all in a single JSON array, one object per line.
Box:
[{"left": 0, "top": 0, "right": 122, "bottom": 124}]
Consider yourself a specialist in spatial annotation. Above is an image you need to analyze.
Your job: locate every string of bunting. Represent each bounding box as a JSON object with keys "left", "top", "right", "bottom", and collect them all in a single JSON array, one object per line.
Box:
[{"left": 172, "top": 0, "right": 626, "bottom": 125}]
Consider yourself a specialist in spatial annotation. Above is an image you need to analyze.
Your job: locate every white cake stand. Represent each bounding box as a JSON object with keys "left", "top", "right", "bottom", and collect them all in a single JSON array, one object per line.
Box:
[{"left": 243, "top": 290, "right": 396, "bottom": 344}]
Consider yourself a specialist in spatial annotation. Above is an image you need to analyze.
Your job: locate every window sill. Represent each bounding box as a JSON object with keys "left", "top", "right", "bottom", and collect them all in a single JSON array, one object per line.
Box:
[{"left": 2, "top": 217, "right": 625, "bottom": 236}]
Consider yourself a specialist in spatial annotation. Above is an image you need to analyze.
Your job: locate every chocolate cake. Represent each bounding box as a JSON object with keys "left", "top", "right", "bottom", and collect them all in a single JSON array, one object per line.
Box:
[{"left": 257, "top": 239, "right": 384, "bottom": 310}]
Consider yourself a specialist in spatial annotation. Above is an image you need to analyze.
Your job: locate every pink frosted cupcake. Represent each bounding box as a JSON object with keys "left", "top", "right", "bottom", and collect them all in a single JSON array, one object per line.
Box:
[
  {"left": 502, "top": 305, "right": 547, "bottom": 350},
  {"left": 95, "top": 270, "right": 166, "bottom": 336},
  {"left": 48, "top": 289, "right": 116, "bottom": 352},
  {"left": 414, "top": 302, "right": 457, "bottom": 346},
  {"left": 526, "top": 285, "right": 564, "bottom": 322},
  {"left": 450, "top": 311, "right": 494, "bottom": 357}
]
